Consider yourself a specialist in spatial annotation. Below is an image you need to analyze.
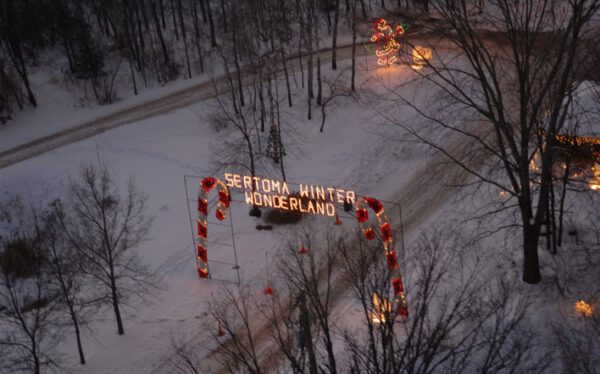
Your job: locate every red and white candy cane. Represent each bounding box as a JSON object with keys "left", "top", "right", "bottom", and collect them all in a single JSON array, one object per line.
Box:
[
  {"left": 197, "top": 178, "right": 230, "bottom": 279},
  {"left": 356, "top": 197, "right": 408, "bottom": 318}
]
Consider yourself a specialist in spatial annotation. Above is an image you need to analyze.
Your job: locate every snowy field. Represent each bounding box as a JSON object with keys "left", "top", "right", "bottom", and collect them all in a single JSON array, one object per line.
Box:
[
  {"left": 0, "top": 55, "right": 447, "bottom": 373},
  {"left": 2, "top": 23, "right": 600, "bottom": 373}
]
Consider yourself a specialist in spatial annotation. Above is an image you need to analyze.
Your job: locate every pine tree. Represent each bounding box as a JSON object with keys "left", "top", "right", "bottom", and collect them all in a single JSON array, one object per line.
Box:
[{"left": 265, "top": 124, "right": 285, "bottom": 163}]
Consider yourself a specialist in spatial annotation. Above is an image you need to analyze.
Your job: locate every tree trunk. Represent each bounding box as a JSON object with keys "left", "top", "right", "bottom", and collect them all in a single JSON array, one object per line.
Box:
[
  {"left": 192, "top": 0, "right": 204, "bottom": 73},
  {"left": 316, "top": 10, "right": 322, "bottom": 106},
  {"left": 220, "top": 0, "right": 227, "bottom": 33},
  {"left": 281, "top": 49, "right": 293, "bottom": 107},
  {"left": 522, "top": 223, "right": 541, "bottom": 284},
  {"left": 198, "top": 0, "right": 207, "bottom": 22},
  {"left": 351, "top": 2, "right": 356, "bottom": 91},
  {"left": 332, "top": 0, "right": 340, "bottom": 70},
  {"left": 32, "top": 340, "right": 40, "bottom": 374},
  {"left": 259, "top": 73, "right": 265, "bottom": 131},
  {"left": 307, "top": 0, "right": 314, "bottom": 120},
  {"left": 151, "top": 1, "right": 170, "bottom": 66},
  {"left": 300, "top": 293, "right": 318, "bottom": 374},
  {"left": 207, "top": 0, "right": 217, "bottom": 46},
  {"left": 170, "top": 0, "right": 179, "bottom": 40},
  {"left": 320, "top": 101, "right": 327, "bottom": 132},
  {"left": 129, "top": 58, "right": 138, "bottom": 95},
  {"left": 177, "top": 0, "right": 192, "bottom": 78},
  {"left": 275, "top": 82, "right": 286, "bottom": 181},
  {"left": 557, "top": 160, "right": 571, "bottom": 247},
  {"left": 359, "top": 0, "right": 366, "bottom": 18},
  {"left": 72, "top": 311, "right": 86, "bottom": 364},
  {"left": 232, "top": 9, "right": 244, "bottom": 107},
  {"left": 110, "top": 276, "right": 125, "bottom": 334}
]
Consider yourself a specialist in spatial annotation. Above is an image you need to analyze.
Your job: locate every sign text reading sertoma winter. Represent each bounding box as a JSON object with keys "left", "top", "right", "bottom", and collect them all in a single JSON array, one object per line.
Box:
[{"left": 224, "top": 173, "right": 356, "bottom": 216}]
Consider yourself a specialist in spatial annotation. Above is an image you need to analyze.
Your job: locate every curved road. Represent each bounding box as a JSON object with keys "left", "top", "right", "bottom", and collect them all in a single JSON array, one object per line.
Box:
[
  {"left": 0, "top": 29, "right": 474, "bottom": 373},
  {"left": 0, "top": 32, "right": 448, "bottom": 170}
]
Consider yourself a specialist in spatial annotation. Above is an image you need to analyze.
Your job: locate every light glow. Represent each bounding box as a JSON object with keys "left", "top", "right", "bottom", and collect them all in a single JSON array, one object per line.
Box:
[
  {"left": 371, "top": 293, "right": 392, "bottom": 324},
  {"left": 575, "top": 300, "right": 593, "bottom": 317},
  {"left": 411, "top": 46, "right": 432, "bottom": 70}
]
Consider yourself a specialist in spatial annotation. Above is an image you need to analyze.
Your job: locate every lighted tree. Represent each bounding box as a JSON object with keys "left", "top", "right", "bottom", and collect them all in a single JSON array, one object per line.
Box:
[{"left": 388, "top": 0, "right": 599, "bottom": 283}]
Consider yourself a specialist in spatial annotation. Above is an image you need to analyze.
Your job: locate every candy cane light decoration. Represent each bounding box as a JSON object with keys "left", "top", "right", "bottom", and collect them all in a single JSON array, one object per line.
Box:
[
  {"left": 197, "top": 178, "right": 230, "bottom": 279},
  {"left": 356, "top": 197, "right": 408, "bottom": 318}
]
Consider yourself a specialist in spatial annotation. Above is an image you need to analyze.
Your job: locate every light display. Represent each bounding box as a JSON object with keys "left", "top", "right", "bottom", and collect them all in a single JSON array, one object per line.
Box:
[
  {"left": 589, "top": 166, "right": 600, "bottom": 190},
  {"left": 224, "top": 173, "right": 356, "bottom": 217},
  {"left": 371, "top": 293, "right": 392, "bottom": 324},
  {"left": 195, "top": 174, "right": 408, "bottom": 319},
  {"left": 197, "top": 178, "right": 230, "bottom": 279},
  {"left": 356, "top": 196, "right": 408, "bottom": 318},
  {"left": 368, "top": 18, "right": 406, "bottom": 66},
  {"left": 575, "top": 300, "right": 593, "bottom": 317},
  {"left": 411, "top": 46, "right": 432, "bottom": 70}
]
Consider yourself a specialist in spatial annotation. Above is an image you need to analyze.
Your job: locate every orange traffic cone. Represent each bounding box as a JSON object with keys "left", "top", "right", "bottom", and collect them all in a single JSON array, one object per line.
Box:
[
  {"left": 299, "top": 239, "right": 308, "bottom": 254},
  {"left": 264, "top": 280, "right": 274, "bottom": 295},
  {"left": 218, "top": 322, "right": 225, "bottom": 337},
  {"left": 334, "top": 213, "right": 341, "bottom": 225},
  {"left": 264, "top": 251, "right": 274, "bottom": 294}
]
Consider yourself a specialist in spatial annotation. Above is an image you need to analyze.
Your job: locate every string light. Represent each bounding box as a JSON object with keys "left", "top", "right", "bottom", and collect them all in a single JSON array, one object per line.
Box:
[
  {"left": 197, "top": 178, "right": 230, "bottom": 279},
  {"left": 372, "top": 293, "right": 392, "bottom": 324},
  {"left": 498, "top": 132, "right": 600, "bottom": 197},
  {"left": 356, "top": 196, "right": 408, "bottom": 318},
  {"left": 575, "top": 300, "right": 593, "bottom": 317}
]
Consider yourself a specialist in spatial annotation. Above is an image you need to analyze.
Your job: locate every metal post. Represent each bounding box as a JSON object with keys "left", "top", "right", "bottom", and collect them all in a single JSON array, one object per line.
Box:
[{"left": 228, "top": 198, "right": 242, "bottom": 285}]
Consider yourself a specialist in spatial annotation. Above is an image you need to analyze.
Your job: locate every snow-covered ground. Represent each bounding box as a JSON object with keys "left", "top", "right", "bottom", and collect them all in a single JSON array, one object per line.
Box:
[
  {"left": 1, "top": 28, "right": 599, "bottom": 373},
  {"left": 0, "top": 54, "right": 445, "bottom": 373}
]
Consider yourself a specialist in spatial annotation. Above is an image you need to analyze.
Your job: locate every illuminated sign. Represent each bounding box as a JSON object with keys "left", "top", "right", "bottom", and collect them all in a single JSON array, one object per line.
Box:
[{"left": 224, "top": 173, "right": 356, "bottom": 216}]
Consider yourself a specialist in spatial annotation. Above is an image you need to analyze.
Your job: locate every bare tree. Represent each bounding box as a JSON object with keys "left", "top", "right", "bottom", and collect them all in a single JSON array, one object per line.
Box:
[
  {"left": 204, "top": 286, "right": 265, "bottom": 374},
  {"left": 340, "top": 230, "right": 549, "bottom": 373},
  {"left": 37, "top": 201, "right": 92, "bottom": 365},
  {"left": 62, "top": 163, "right": 157, "bottom": 335},
  {"left": 166, "top": 334, "right": 203, "bottom": 374},
  {"left": 553, "top": 314, "right": 600, "bottom": 374},
  {"left": 386, "top": 0, "right": 599, "bottom": 283},
  {"left": 0, "top": 197, "right": 61, "bottom": 374},
  {"left": 319, "top": 72, "right": 353, "bottom": 132}
]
